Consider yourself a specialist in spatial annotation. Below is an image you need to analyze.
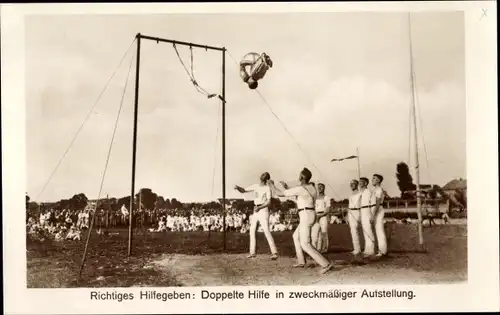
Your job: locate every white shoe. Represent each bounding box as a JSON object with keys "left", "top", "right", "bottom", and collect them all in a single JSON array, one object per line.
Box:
[
  {"left": 351, "top": 250, "right": 361, "bottom": 255},
  {"left": 320, "top": 263, "right": 334, "bottom": 275}
]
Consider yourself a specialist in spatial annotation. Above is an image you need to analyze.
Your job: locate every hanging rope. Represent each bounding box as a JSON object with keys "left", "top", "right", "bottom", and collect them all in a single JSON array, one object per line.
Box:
[
  {"left": 79, "top": 48, "right": 136, "bottom": 278},
  {"left": 172, "top": 44, "right": 219, "bottom": 99},
  {"left": 189, "top": 45, "right": 212, "bottom": 96},
  {"left": 190, "top": 46, "right": 195, "bottom": 79},
  {"left": 35, "top": 38, "right": 137, "bottom": 202}
]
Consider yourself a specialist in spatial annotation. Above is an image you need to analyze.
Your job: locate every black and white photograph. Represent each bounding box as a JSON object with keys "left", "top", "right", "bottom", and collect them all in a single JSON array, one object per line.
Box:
[{"left": 2, "top": 2, "right": 498, "bottom": 314}]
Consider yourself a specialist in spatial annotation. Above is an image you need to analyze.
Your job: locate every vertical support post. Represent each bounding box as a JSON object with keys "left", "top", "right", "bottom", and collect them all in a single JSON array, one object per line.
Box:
[
  {"left": 128, "top": 33, "right": 141, "bottom": 257},
  {"left": 139, "top": 190, "right": 143, "bottom": 229},
  {"left": 408, "top": 14, "right": 424, "bottom": 247},
  {"left": 222, "top": 48, "right": 227, "bottom": 251},
  {"left": 412, "top": 98, "right": 423, "bottom": 245}
]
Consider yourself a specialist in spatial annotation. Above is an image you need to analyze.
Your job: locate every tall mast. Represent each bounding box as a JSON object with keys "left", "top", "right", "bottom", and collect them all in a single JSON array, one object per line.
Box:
[
  {"left": 408, "top": 13, "right": 424, "bottom": 247},
  {"left": 128, "top": 33, "right": 141, "bottom": 257}
]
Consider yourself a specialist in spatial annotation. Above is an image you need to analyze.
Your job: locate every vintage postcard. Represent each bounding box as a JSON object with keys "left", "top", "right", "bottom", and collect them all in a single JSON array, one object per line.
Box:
[{"left": 1, "top": 1, "right": 498, "bottom": 314}]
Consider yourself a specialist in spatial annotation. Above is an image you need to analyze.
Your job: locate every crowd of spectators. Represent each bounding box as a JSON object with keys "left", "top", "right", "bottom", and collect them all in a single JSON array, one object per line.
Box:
[
  {"left": 26, "top": 200, "right": 352, "bottom": 242},
  {"left": 26, "top": 197, "right": 451, "bottom": 242}
]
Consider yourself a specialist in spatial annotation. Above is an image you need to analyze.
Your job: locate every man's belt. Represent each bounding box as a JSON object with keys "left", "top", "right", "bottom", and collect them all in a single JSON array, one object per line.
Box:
[
  {"left": 360, "top": 205, "right": 375, "bottom": 209},
  {"left": 349, "top": 207, "right": 360, "bottom": 210}
]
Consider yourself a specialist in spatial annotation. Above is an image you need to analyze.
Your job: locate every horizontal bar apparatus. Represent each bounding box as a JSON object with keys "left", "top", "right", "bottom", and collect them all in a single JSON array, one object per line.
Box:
[{"left": 138, "top": 34, "right": 225, "bottom": 51}]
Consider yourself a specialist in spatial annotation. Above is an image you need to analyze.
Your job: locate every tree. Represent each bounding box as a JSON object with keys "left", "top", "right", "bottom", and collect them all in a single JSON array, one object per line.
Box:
[
  {"left": 107, "top": 197, "right": 118, "bottom": 211},
  {"left": 135, "top": 188, "right": 157, "bottom": 211},
  {"left": 164, "top": 198, "right": 172, "bottom": 209},
  {"left": 396, "top": 162, "right": 416, "bottom": 199},
  {"left": 26, "top": 201, "right": 40, "bottom": 222},
  {"left": 170, "top": 198, "right": 183, "bottom": 210},
  {"left": 57, "top": 198, "right": 71, "bottom": 211},
  {"left": 117, "top": 196, "right": 132, "bottom": 208},
  {"left": 26, "top": 194, "right": 30, "bottom": 210},
  {"left": 456, "top": 189, "right": 467, "bottom": 210},
  {"left": 155, "top": 196, "right": 166, "bottom": 210},
  {"left": 428, "top": 186, "right": 438, "bottom": 199},
  {"left": 208, "top": 201, "right": 222, "bottom": 210},
  {"left": 184, "top": 202, "right": 197, "bottom": 210},
  {"left": 69, "top": 193, "right": 88, "bottom": 211}
]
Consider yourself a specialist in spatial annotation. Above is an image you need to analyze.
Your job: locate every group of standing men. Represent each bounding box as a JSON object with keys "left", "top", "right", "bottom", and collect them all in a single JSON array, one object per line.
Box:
[
  {"left": 347, "top": 175, "right": 387, "bottom": 257},
  {"left": 234, "top": 168, "right": 387, "bottom": 275}
]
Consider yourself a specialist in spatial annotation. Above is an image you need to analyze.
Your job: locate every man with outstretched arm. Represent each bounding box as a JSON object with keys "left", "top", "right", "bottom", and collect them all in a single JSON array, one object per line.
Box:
[
  {"left": 234, "top": 172, "right": 278, "bottom": 260},
  {"left": 270, "top": 168, "right": 333, "bottom": 275}
]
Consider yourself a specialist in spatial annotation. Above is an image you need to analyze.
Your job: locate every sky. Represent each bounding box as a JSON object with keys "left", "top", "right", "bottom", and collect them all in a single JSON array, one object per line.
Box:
[{"left": 25, "top": 12, "right": 466, "bottom": 203}]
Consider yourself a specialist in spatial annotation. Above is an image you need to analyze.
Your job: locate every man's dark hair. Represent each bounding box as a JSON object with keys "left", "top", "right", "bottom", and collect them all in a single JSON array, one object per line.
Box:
[
  {"left": 261, "top": 172, "right": 271, "bottom": 182},
  {"left": 249, "top": 81, "right": 258, "bottom": 89},
  {"left": 373, "top": 174, "right": 384, "bottom": 183},
  {"left": 318, "top": 183, "right": 325, "bottom": 187},
  {"left": 301, "top": 167, "right": 312, "bottom": 183},
  {"left": 350, "top": 179, "right": 359, "bottom": 186},
  {"left": 360, "top": 177, "right": 369, "bottom": 184}
]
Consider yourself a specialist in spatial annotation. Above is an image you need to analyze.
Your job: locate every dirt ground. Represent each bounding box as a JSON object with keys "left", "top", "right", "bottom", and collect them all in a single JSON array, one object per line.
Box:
[
  {"left": 150, "top": 252, "right": 464, "bottom": 287},
  {"left": 26, "top": 223, "right": 467, "bottom": 287}
]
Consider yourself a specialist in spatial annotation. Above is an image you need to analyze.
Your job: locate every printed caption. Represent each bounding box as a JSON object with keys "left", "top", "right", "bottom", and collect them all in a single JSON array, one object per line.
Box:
[{"left": 90, "top": 288, "right": 415, "bottom": 302}]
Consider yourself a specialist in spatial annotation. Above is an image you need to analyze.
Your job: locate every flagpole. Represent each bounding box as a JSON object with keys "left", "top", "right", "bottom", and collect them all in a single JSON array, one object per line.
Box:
[{"left": 408, "top": 13, "right": 424, "bottom": 248}]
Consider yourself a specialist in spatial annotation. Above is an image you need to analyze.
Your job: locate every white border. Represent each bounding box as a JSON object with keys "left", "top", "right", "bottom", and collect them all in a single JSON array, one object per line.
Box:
[{"left": 2, "top": 2, "right": 498, "bottom": 314}]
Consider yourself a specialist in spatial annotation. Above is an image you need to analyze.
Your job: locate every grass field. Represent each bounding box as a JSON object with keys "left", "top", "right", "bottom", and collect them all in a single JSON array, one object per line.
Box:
[{"left": 27, "top": 223, "right": 467, "bottom": 287}]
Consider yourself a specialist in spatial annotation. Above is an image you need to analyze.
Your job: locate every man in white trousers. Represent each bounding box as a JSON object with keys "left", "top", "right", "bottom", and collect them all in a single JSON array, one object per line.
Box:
[
  {"left": 371, "top": 174, "right": 388, "bottom": 257},
  {"left": 311, "top": 183, "right": 331, "bottom": 253},
  {"left": 346, "top": 179, "right": 362, "bottom": 255},
  {"left": 270, "top": 168, "right": 333, "bottom": 274},
  {"left": 359, "top": 177, "right": 376, "bottom": 256},
  {"left": 234, "top": 172, "right": 278, "bottom": 260}
]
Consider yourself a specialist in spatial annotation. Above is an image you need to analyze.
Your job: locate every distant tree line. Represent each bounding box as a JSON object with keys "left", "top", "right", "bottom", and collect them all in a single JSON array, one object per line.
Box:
[
  {"left": 26, "top": 188, "right": 302, "bottom": 216},
  {"left": 27, "top": 161, "right": 462, "bottom": 215}
]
